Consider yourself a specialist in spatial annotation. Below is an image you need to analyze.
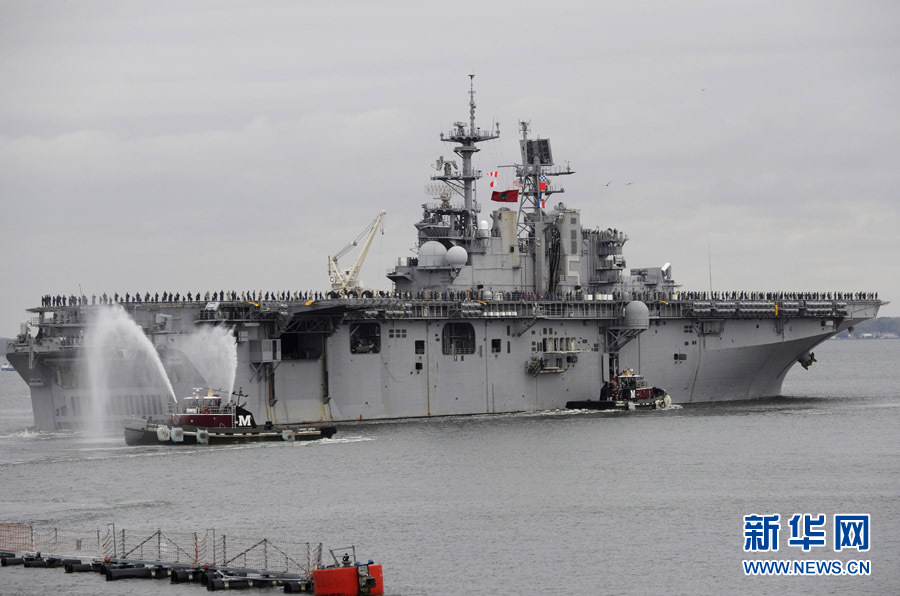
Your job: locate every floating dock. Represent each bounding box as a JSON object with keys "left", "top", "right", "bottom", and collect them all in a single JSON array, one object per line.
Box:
[{"left": 1, "top": 523, "right": 383, "bottom": 595}]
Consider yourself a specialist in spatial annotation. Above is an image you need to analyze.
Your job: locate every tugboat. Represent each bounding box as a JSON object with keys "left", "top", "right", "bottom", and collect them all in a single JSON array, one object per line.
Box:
[
  {"left": 566, "top": 370, "right": 672, "bottom": 411},
  {"left": 123, "top": 388, "right": 337, "bottom": 445}
]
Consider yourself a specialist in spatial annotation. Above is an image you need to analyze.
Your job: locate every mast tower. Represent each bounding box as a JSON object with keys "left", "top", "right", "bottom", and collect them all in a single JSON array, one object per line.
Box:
[{"left": 433, "top": 74, "right": 499, "bottom": 239}]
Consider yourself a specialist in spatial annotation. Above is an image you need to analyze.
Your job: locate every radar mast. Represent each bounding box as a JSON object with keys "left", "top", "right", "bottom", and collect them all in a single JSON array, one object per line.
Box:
[
  {"left": 433, "top": 74, "right": 499, "bottom": 239},
  {"left": 514, "top": 121, "right": 575, "bottom": 245}
]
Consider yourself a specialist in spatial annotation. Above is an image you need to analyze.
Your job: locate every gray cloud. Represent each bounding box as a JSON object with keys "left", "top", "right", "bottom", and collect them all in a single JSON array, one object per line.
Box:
[{"left": 1, "top": 1, "right": 897, "bottom": 333}]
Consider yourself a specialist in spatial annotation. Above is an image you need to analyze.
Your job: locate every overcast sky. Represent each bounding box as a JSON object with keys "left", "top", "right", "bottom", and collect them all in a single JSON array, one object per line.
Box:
[{"left": 1, "top": 0, "right": 897, "bottom": 335}]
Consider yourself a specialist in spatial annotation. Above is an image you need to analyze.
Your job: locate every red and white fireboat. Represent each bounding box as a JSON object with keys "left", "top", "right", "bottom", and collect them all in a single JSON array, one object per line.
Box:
[{"left": 123, "top": 388, "right": 337, "bottom": 446}]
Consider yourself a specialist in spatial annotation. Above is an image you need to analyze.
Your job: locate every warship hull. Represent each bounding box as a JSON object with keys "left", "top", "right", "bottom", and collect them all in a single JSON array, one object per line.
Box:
[{"left": 4, "top": 297, "right": 879, "bottom": 431}]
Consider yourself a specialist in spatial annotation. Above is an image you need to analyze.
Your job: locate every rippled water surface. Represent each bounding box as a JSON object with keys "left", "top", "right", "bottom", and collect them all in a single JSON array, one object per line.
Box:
[{"left": 1, "top": 340, "right": 898, "bottom": 595}]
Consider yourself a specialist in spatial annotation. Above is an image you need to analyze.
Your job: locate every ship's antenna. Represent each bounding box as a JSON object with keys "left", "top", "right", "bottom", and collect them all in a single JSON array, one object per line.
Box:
[
  {"left": 433, "top": 74, "right": 499, "bottom": 239},
  {"left": 468, "top": 73, "right": 476, "bottom": 136}
]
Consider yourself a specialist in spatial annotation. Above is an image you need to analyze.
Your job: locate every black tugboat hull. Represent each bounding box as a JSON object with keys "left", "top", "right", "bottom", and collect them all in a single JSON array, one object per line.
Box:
[
  {"left": 124, "top": 419, "right": 337, "bottom": 446},
  {"left": 565, "top": 400, "right": 621, "bottom": 411},
  {"left": 566, "top": 396, "right": 671, "bottom": 411}
]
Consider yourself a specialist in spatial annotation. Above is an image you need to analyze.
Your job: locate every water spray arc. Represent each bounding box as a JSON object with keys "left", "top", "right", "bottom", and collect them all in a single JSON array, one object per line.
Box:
[
  {"left": 83, "top": 306, "right": 177, "bottom": 430},
  {"left": 177, "top": 325, "right": 238, "bottom": 398}
]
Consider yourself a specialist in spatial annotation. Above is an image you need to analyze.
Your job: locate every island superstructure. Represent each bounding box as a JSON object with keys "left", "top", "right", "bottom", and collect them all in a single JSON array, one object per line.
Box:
[{"left": 6, "top": 77, "right": 883, "bottom": 430}]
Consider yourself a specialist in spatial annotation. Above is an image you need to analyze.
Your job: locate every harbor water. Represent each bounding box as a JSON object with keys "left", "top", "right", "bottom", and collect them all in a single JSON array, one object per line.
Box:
[{"left": 1, "top": 339, "right": 898, "bottom": 595}]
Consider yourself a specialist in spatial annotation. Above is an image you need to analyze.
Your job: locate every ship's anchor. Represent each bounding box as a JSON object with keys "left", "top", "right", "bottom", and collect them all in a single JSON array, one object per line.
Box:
[{"left": 798, "top": 351, "right": 817, "bottom": 370}]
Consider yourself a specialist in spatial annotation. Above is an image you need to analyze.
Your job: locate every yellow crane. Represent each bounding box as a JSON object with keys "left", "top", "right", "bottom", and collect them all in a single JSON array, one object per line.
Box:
[{"left": 327, "top": 210, "right": 386, "bottom": 298}]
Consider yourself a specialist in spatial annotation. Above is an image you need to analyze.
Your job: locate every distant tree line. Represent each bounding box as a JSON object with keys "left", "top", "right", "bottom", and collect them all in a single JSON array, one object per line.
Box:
[{"left": 835, "top": 317, "right": 900, "bottom": 339}]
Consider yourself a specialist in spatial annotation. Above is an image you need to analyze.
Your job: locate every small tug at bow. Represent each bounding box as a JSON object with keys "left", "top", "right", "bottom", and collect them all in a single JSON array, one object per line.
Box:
[
  {"left": 566, "top": 371, "right": 672, "bottom": 411},
  {"left": 124, "top": 388, "right": 337, "bottom": 445}
]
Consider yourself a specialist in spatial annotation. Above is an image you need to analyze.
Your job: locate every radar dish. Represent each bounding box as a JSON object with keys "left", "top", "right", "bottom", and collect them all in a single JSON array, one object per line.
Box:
[
  {"left": 446, "top": 246, "right": 468, "bottom": 267},
  {"left": 419, "top": 241, "right": 448, "bottom": 268}
]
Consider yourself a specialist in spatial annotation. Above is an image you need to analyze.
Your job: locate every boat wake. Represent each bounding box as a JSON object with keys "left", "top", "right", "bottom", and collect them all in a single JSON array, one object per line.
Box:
[{"left": 299, "top": 435, "right": 373, "bottom": 445}]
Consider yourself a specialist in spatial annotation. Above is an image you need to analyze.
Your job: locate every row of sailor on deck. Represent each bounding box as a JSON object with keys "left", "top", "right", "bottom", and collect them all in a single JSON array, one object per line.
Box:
[
  {"left": 675, "top": 290, "right": 878, "bottom": 301},
  {"left": 42, "top": 290, "right": 327, "bottom": 306},
  {"left": 39, "top": 288, "right": 879, "bottom": 308}
]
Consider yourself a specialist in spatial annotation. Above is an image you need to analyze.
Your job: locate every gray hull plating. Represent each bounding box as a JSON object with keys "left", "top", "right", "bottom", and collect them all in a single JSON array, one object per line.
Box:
[{"left": 5, "top": 297, "right": 879, "bottom": 431}]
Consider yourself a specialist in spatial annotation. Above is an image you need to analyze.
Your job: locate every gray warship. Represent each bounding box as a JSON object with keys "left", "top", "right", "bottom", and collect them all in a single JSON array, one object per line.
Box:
[{"left": 6, "top": 77, "right": 883, "bottom": 431}]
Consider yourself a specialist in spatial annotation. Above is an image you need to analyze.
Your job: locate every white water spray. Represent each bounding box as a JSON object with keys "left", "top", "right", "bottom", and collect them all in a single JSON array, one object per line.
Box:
[
  {"left": 178, "top": 325, "right": 238, "bottom": 398},
  {"left": 83, "top": 306, "right": 177, "bottom": 431}
]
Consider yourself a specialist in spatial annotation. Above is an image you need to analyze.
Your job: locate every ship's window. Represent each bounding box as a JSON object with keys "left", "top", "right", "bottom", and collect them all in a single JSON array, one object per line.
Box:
[
  {"left": 506, "top": 325, "right": 510, "bottom": 336},
  {"left": 571, "top": 218, "right": 577, "bottom": 225},
  {"left": 491, "top": 339, "right": 501, "bottom": 353},
  {"left": 388, "top": 328, "right": 407, "bottom": 338},
  {"left": 415, "top": 340, "right": 425, "bottom": 354},
  {"left": 350, "top": 323, "right": 381, "bottom": 354},
  {"left": 442, "top": 322, "right": 476, "bottom": 355}
]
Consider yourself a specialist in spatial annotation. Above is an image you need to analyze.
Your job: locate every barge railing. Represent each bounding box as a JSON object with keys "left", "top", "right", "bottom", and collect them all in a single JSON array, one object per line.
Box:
[{"left": 1, "top": 523, "right": 321, "bottom": 577}]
